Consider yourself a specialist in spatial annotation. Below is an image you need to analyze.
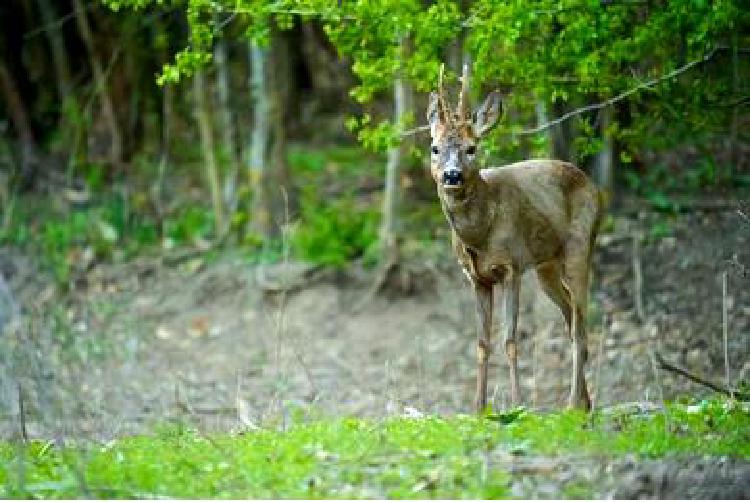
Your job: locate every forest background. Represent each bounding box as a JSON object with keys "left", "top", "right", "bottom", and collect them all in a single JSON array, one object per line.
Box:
[
  {"left": 1, "top": 0, "right": 747, "bottom": 275},
  {"left": 0, "top": 1, "right": 749, "bottom": 497}
]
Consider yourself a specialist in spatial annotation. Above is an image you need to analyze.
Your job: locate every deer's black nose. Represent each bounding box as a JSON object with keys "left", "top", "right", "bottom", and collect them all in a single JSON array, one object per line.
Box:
[{"left": 443, "top": 170, "right": 463, "bottom": 186}]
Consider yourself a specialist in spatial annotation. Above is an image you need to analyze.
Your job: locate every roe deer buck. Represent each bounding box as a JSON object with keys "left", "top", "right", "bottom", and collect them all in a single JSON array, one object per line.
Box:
[{"left": 427, "top": 66, "right": 602, "bottom": 412}]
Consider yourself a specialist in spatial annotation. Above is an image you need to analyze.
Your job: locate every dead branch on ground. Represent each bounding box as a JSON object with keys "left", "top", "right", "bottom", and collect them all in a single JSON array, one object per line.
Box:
[{"left": 654, "top": 352, "right": 750, "bottom": 401}]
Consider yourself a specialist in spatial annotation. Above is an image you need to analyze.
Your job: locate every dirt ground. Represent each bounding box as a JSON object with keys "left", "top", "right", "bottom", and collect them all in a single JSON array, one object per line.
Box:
[
  {"left": 1, "top": 203, "right": 748, "bottom": 441},
  {"left": 1, "top": 202, "right": 749, "bottom": 497}
]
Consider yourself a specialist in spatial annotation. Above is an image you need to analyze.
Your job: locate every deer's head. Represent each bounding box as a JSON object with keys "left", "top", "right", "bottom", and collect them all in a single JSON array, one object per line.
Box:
[{"left": 427, "top": 65, "right": 501, "bottom": 192}]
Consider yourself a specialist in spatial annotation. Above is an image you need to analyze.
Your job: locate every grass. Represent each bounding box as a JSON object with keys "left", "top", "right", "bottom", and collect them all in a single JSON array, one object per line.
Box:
[{"left": 2, "top": 399, "right": 748, "bottom": 499}]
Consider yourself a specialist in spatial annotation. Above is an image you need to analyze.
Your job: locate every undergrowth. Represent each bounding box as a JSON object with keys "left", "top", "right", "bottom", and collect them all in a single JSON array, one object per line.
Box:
[
  {"left": 0, "top": 146, "right": 394, "bottom": 285},
  {"left": 1, "top": 399, "right": 748, "bottom": 499}
]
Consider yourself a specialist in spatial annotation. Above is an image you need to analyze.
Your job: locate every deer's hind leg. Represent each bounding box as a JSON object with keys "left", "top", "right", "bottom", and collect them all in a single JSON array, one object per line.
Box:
[
  {"left": 536, "top": 260, "right": 572, "bottom": 332},
  {"left": 562, "top": 242, "right": 592, "bottom": 411},
  {"left": 536, "top": 257, "right": 591, "bottom": 410}
]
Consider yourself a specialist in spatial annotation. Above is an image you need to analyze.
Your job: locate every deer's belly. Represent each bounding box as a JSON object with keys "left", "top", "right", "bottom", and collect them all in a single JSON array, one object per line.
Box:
[
  {"left": 455, "top": 237, "right": 557, "bottom": 284},
  {"left": 455, "top": 245, "right": 514, "bottom": 284}
]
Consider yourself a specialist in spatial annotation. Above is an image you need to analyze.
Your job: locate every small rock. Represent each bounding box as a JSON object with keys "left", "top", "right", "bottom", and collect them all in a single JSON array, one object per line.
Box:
[
  {"left": 685, "top": 348, "right": 703, "bottom": 369},
  {"left": 738, "top": 361, "right": 750, "bottom": 383},
  {"left": 188, "top": 316, "right": 210, "bottom": 337},
  {"left": 609, "top": 319, "right": 637, "bottom": 337},
  {"left": 155, "top": 325, "right": 172, "bottom": 340},
  {"left": 658, "top": 237, "right": 677, "bottom": 252},
  {"left": 509, "top": 481, "right": 526, "bottom": 498}
]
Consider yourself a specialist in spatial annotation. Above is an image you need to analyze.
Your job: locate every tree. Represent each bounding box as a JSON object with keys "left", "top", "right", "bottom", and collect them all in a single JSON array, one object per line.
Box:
[{"left": 73, "top": 0, "right": 123, "bottom": 167}]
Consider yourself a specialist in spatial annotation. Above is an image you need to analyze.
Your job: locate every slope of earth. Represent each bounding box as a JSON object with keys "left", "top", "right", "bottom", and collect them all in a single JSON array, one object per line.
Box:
[{"left": 0, "top": 205, "right": 748, "bottom": 440}]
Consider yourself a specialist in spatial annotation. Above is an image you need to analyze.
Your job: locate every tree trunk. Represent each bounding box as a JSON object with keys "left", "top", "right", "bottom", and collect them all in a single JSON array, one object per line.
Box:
[
  {"left": 593, "top": 106, "right": 614, "bottom": 192},
  {"left": 549, "top": 99, "right": 573, "bottom": 162},
  {"left": 247, "top": 30, "right": 295, "bottom": 239},
  {"left": 730, "top": 31, "right": 739, "bottom": 173},
  {"left": 193, "top": 69, "right": 226, "bottom": 238},
  {"left": 535, "top": 99, "right": 552, "bottom": 156},
  {"left": 380, "top": 77, "right": 406, "bottom": 260},
  {"left": 152, "top": 81, "right": 172, "bottom": 232},
  {"left": 380, "top": 38, "right": 413, "bottom": 262},
  {"left": 72, "top": 0, "right": 123, "bottom": 167},
  {"left": 214, "top": 32, "right": 239, "bottom": 214},
  {"left": 36, "top": 0, "right": 72, "bottom": 104},
  {"left": 0, "top": 58, "right": 37, "bottom": 183}
]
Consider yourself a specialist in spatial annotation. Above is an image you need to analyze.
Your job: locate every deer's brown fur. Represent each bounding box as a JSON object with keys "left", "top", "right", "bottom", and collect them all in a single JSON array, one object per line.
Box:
[{"left": 428, "top": 65, "right": 601, "bottom": 412}]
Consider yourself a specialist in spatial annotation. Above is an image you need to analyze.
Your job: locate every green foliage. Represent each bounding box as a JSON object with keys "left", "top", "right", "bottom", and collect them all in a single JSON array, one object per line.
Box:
[
  {"left": 163, "top": 206, "right": 214, "bottom": 245},
  {"left": 2, "top": 398, "right": 748, "bottom": 499},
  {"left": 0, "top": 195, "right": 160, "bottom": 286},
  {"left": 287, "top": 146, "right": 384, "bottom": 267},
  {"left": 291, "top": 190, "right": 379, "bottom": 268}
]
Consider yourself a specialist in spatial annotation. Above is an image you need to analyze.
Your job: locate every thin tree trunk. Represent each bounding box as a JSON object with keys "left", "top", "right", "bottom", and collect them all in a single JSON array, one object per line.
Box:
[
  {"left": 247, "top": 30, "right": 294, "bottom": 239},
  {"left": 380, "top": 38, "right": 413, "bottom": 262},
  {"left": 730, "top": 31, "right": 739, "bottom": 173},
  {"left": 0, "top": 58, "right": 37, "bottom": 182},
  {"left": 153, "top": 82, "right": 172, "bottom": 232},
  {"left": 214, "top": 32, "right": 239, "bottom": 213},
  {"left": 594, "top": 106, "right": 614, "bottom": 192},
  {"left": 381, "top": 77, "right": 406, "bottom": 259},
  {"left": 72, "top": 0, "right": 122, "bottom": 167},
  {"left": 550, "top": 99, "right": 573, "bottom": 161},
  {"left": 36, "top": 0, "right": 72, "bottom": 104},
  {"left": 248, "top": 41, "right": 270, "bottom": 236},
  {"left": 194, "top": 70, "right": 225, "bottom": 238},
  {"left": 535, "top": 100, "right": 552, "bottom": 156}
]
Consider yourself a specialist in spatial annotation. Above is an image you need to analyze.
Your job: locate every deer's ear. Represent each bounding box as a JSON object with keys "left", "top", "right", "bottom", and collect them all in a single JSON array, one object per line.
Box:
[
  {"left": 427, "top": 92, "right": 444, "bottom": 137},
  {"left": 472, "top": 91, "right": 502, "bottom": 137}
]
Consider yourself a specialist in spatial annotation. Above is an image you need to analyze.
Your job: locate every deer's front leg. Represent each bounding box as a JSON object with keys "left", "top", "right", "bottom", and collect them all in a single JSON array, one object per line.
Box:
[
  {"left": 501, "top": 271, "right": 521, "bottom": 407},
  {"left": 473, "top": 280, "right": 493, "bottom": 413}
]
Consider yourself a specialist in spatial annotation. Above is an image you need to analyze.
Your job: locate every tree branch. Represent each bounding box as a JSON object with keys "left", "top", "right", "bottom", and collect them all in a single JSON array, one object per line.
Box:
[
  {"left": 517, "top": 48, "right": 719, "bottom": 135},
  {"left": 400, "top": 124, "right": 430, "bottom": 137},
  {"left": 654, "top": 352, "right": 749, "bottom": 400},
  {"left": 402, "top": 47, "right": 726, "bottom": 139}
]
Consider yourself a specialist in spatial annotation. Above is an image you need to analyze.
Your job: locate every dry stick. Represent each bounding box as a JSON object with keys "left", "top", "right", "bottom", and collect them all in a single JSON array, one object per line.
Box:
[
  {"left": 594, "top": 316, "right": 607, "bottom": 411},
  {"left": 632, "top": 233, "right": 644, "bottom": 323},
  {"left": 722, "top": 271, "right": 730, "bottom": 388},
  {"left": 17, "top": 384, "right": 28, "bottom": 442},
  {"left": 654, "top": 352, "right": 750, "bottom": 400},
  {"left": 401, "top": 48, "right": 720, "bottom": 138},
  {"left": 531, "top": 325, "right": 538, "bottom": 410},
  {"left": 417, "top": 333, "right": 425, "bottom": 412}
]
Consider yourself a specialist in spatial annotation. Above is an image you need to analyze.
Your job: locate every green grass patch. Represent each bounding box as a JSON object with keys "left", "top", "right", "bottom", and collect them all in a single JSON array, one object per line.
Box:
[{"left": 1, "top": 400, "right": 748, "bottom": 499}]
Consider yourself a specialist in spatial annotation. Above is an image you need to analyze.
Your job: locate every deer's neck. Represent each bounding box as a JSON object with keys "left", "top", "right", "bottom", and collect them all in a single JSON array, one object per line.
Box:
[{"left": 439, "top": 179, "right": 495, "bottom": 250}]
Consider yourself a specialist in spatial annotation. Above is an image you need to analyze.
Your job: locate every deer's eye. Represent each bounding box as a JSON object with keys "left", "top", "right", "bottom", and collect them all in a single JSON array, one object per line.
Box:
[
  {"left": 431, "top": 146, "right": 439, "bottom": 155},
  {"left": 466, "top": 145, "right": 476, "bottom": 155}
]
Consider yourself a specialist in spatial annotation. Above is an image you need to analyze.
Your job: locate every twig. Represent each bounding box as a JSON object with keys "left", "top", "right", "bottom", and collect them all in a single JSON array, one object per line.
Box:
[
  {"left": 632, "top": 233, "right": 644, "bottom": 323},
  {"left": 400, "top": 124, "right": 431, "bottom": 138},
  {"left": 722, "top": 271, "right": 730, "bottom": 388},
  {"left": 654, "top": 352, "right": 749, "bottom": 400},
  {"left": 594, "top": 319, "right": 607, "bottom": 411},
  {"left": 17, "top": 384, "right": 28, "bottom": 442},
  {"left": 648, "top": 350, "right": 669, "bottom": 435}
]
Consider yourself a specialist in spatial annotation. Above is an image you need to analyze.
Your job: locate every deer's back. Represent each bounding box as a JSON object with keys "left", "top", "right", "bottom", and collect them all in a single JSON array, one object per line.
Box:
[{"left": 477, "top": 159, "right": 600, "bottom": 268}]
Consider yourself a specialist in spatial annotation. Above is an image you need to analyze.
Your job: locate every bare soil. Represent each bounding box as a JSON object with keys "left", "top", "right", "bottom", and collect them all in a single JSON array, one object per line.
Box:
[
  {"left": 2, "top": 204, "right": 748, "bottom": 435},
  {"left": 1, "top": 204, "right": 748, "bottom": 497}
]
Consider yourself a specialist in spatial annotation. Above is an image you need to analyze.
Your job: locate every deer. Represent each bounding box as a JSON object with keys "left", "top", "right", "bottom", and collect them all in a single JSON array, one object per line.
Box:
[{"left": 426, "top": 65, "right": 602, "bottom": 412}]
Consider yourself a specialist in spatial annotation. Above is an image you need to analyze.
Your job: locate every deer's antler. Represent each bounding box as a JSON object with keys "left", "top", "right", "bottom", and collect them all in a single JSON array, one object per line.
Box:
[
  {"left": 437, "top": 64, "right": 455, "bottom": 127},
  {"left": 456, "top": 63, "right": 470, "bottom": 122}
]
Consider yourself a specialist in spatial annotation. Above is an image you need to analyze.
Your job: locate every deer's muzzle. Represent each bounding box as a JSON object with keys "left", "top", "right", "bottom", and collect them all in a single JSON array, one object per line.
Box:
[{"left": 443, "top": 169, "right": 463, "bottom": 187}]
